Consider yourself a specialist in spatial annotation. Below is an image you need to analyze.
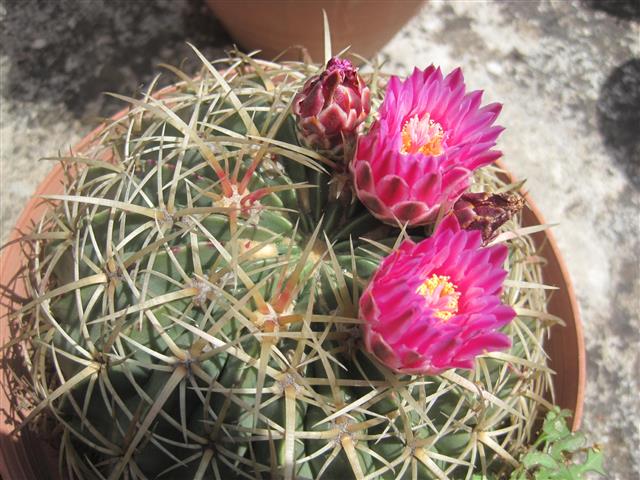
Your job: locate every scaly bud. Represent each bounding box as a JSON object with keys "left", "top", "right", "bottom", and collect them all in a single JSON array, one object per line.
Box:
[{"left": 293, "top": 57, "right": 371, "bottom": 153}]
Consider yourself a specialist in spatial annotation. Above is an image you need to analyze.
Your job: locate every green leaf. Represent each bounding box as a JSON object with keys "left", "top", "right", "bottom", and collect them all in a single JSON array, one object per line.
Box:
[
  {"left": 542, "top": 408, "right": 572, "bottom": 443},
  {"left": 513, "top": 408, "right": 606, "bottom": 480},
  {"left": 509, "top": 471, "right": 528, "bottom": 480},
  {"left": 570, "top": 449, "right": 606, "bottom": 477},
  {"left": 550, "top": 432, "right": 586, "bottom": 459},
  {"left": 522, "top": 451, "right": 560, "bottom": 470}
]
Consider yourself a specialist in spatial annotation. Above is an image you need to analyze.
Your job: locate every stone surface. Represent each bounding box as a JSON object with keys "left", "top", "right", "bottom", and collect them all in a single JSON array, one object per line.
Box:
[
  {"left": 0, "top": 0, "right": 232, "bottom": 242},
  {"left": 0, "top": 0, "right": 638, "bottom": 478}
]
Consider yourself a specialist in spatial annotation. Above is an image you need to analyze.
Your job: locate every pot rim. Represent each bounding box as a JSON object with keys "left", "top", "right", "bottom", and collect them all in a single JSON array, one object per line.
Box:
[{"left": 495, "top": 158, "right": 585, "bottom": 430}]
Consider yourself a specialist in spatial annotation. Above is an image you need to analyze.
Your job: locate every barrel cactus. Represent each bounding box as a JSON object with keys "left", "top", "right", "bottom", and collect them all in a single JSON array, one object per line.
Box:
[{"left": 10, "top": 47, "right": 556, "bottom": 479}]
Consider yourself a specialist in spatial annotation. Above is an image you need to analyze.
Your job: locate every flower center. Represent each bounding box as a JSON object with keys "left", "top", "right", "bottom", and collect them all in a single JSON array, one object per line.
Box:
[
  {"left": 400, "top": 114, "right": 445, "bottom": 156},
  {"left": 416, "top": 274, "right": 460, "bottom": 321}
]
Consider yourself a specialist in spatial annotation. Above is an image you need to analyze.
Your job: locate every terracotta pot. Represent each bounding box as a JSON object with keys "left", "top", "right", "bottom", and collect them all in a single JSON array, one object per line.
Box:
[
  {"left": 495, "top": 159, "right": 586, "bottom": 431},
  {"left": 207, "top": 0, "right": 426, "bottom": 61},
  {"left": 0, "top": 111, "right": 131, "bottom": 480},
  {"left": 0, "top": 107, "right": 585, "bottom": 480}
]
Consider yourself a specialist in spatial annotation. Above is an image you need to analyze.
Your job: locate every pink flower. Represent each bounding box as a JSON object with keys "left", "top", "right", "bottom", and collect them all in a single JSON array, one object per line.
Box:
[
  {"left": 293, "top": 57, "right": 371, "bottom": 151},
  {"left": 360, "top": 215, "right": 515, "bottom": 375},
  {"left": 352, "top": 66, "right": 504, "bottom": 225}
]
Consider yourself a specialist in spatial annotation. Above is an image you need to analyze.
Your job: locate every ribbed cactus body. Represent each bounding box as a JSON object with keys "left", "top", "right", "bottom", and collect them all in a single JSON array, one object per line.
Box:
[{"left": 16, "top": 52, "right": 552, "bottom": 480}]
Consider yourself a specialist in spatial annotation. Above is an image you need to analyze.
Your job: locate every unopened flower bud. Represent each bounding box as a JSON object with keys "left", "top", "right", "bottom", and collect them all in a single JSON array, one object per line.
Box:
[{"left": 293, "top": 57, "right": 371, "bottom": 152}]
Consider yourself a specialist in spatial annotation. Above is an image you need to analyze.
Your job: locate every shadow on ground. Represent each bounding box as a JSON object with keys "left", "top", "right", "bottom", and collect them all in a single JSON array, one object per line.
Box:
[
  {"left": 0, "top": 0, "right": 233, "bottom": 118},
  {"left": 597, "top": 58, "right": 640, "bottom": 190},
  {"left": 583, "top": 0, "right": 640, "bottom": 20}
]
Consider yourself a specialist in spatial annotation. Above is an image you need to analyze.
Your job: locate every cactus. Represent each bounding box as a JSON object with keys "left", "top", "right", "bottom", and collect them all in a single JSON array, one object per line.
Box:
[{"left": 9, "top": 48, "right": 557, "bottom": 479}]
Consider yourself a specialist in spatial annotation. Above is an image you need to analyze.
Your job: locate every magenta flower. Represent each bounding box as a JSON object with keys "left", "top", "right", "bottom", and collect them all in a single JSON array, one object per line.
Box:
[
  {"left": 352, "top": 66, "right": 504, "bottom": 226},
  {"left": 360, "top": 215, "right": 515, "bottom": 375},
  {"left": 293, "top": 57, "right": 371, "bottom": 151}
]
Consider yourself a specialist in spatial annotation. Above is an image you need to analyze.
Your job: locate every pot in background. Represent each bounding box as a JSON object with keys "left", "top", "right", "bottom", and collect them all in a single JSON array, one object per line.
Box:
[{"left": 207, "top": 0, "right": 426, "bottom": 61}]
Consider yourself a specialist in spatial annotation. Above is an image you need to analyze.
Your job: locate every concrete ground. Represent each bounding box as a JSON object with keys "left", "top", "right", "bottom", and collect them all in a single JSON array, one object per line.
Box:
[{"left": 0, "top": 0, "right": 638, "bottom": 478}]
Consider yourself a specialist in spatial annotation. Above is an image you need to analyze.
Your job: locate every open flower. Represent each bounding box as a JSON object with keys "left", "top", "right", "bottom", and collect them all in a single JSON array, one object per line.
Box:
[
  {"left": 352, "top": 66, "right": 504, "bottom": 225},
  {"left": 293, "top": 57, "right": 371, "bottom": 151},
  {"left": 360, "top": 215, "right": 515, "bottom": 375}
]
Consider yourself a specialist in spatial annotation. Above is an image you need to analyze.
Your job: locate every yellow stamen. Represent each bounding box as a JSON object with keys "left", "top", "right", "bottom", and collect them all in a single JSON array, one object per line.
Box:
[
  {"left": 416, "top": 274, "right": 460, "bottom": 321},
  {"left": 401, "top": 114, "right": 445, "bottom": 156}
]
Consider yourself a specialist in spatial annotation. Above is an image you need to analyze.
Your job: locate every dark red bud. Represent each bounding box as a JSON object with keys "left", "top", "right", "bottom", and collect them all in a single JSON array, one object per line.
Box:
[{"left": 292, "top": 56, "right": 371, "bottom": 152}]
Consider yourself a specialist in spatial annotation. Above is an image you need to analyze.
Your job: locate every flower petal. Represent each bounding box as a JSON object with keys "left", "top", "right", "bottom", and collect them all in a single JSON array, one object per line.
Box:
[
  {"left": 392, "top": 201, "right": 432, "bottom": 224},
  {"left": 376, "top": 175, "right": 410, "bottom": 205},
  {"left": 352, "top": 163, "right": 372, "bottom": 197}
]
